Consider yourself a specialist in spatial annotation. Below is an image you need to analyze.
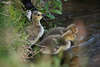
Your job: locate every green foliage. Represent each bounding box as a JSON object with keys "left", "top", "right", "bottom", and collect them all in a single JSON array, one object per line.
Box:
[
  {"left": 8, "top": 0, "right": 30, "bottom": 41},
  {"left": 0, "top": 0, "right": 70, "bottom": 67},
  {"left": 8, "top": 3, "right": 26, "bottom": 32},
  {"left": 32, "top": 0, "right": 63, "bottom": 19}
]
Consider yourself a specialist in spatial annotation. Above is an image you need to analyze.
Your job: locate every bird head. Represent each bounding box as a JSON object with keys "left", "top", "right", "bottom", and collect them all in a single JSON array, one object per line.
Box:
[
  {"left": 62, "top": 24, "right": 78, "bottom": 41},
  {"left": 65, "top": 24, "right": 78, "bottom": 34},
  {"left": 32, "top": 11, "right": 44, "bottom": 22}
]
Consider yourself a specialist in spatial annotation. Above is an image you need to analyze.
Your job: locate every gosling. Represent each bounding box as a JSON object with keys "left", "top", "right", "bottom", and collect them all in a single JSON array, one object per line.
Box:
[{"left": 25, "top": 11, "right": 44, "bottom": 45}]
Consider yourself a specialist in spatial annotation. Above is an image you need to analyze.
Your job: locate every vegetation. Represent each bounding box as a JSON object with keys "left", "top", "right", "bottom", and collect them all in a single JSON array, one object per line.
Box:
[
  {"left": 31, "top": 0, "right": 63, "bottom": 19},
  {"left": 0, "top": 0, "right": 69, "bottom": 67},
  {"left": 0, "top": 0, "right": 100, "bottom": 67}
]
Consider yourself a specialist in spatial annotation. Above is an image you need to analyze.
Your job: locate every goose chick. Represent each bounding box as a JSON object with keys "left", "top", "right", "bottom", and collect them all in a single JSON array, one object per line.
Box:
[
  {"left": 44, "top": 24, "right": 78, "bottom": 38},
  {"left": 21, "top": 24, "right": 78, "bottom": 61},
  {"left": 26, "top": 11, "right": 44, "bottom": 45},
  {"left": 38, "top": 24, "right": 78, "bottom": 54},
  {"left": 62, "top": 24, "right": 78, "bottom": 41},
  {"left": 38, "top": 35, "right": 71, "bottom": 54},
  {"left": 44, "top": 27, "right": 65, "bottom": 38}
]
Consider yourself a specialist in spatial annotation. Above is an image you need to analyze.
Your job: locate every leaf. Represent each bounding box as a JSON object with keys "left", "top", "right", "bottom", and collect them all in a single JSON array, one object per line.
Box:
[
  {"left": 47, "top": 13, "right": 55, "bottom": 19},
  {"left": 44, "top": 2, "right": 49, "bottom": 11},
  {"left": 53, "top": 0, "right": 62, "bottom": 8},
  {"left": 64, "top": 0, "right": 68, "bottom": 2},
  {"left": 51, "top": 9, "right": 62, "bottom": 15}
]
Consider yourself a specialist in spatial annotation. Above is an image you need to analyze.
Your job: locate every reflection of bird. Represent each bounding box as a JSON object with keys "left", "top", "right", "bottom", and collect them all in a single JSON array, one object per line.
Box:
[
  {"left": 36, "top": 24, "right": 78, "bottom": 54},
  {"left": 25, "top": 11, "right": 44, "bottom": 45}
]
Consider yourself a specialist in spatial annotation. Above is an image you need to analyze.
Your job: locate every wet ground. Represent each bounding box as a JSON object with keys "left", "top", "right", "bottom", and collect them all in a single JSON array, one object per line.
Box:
[{"left": 49, "top": 0, "right": 100, "bottom": 66}]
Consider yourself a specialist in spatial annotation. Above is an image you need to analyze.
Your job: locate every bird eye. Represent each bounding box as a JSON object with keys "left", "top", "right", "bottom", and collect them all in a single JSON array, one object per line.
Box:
[{"left": 37, "top": 14, "right": 40, "bottom": 16}]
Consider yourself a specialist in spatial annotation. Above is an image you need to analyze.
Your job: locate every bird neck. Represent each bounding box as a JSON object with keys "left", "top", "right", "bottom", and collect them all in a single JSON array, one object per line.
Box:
[
  {"left": 32, "top": 20, "right": 41, "bottom": 27},
  {"left": 30, "top": 20, "right": 44, "bottom": 45}
]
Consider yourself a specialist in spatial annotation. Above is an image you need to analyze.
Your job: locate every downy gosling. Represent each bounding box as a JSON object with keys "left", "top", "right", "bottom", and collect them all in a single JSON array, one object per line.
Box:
[
  {"left": 25, "top": 11, "right": 44, "bottom": 45},
  {"left": 37, "top": 24, "right": 78, "bottom": 54}
]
